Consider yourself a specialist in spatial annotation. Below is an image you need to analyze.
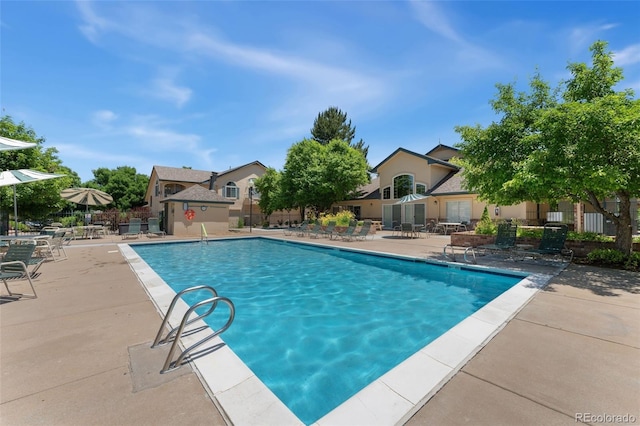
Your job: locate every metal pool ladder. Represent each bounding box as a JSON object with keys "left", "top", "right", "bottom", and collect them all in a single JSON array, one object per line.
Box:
[{"left": 151, "top": 285, "right": 235, "bottom": 374}]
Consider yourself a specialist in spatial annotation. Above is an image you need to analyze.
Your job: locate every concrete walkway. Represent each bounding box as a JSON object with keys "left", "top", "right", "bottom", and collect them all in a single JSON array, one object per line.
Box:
[{"left": 1, "top": 231, "right": 638, "bottom": 425}]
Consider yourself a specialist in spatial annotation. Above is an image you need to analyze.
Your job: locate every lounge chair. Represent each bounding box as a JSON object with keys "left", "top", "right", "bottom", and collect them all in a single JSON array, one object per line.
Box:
[
  {"left": 1, "top": 240, "right": 45, "bottom": 299},
  {"left": 354, "top": 220, "right": 372, "bottom": 241},
  {"left": 123, "top": 218, "right": 142, "bottom": 239},
  {"left": 308, "top": 222, "right": 323, "bottom": 239},
  {"left": 445, "top": 222, "right": 517, "bottom": 263},
  {"left": 147, "top": 217, "right": 166, "bottom": 237},
  {"left": 520, "top": 223, "right": 573, "bottom": 262},
  {"left": 319, "top": 221, "right": 337, "bottom": 239},
  {"left": 295, "top": 220, "right": 310, "bottom": 237},
  {"left": 476, "top": 222, "right": 518, "bottom": 255},
  {"left": 337, "top": 221, "right": 358, "bottom": 241}
]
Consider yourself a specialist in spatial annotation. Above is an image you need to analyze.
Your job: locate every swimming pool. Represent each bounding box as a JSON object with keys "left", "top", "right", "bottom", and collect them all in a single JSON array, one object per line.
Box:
[{"left": 129, "top": 237, "right": 530, "bottom": 424}]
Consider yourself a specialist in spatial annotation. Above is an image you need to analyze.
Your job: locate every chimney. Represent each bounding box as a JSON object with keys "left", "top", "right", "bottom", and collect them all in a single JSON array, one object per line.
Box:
[{"left": 209, "top": 172, "right": 218, "bottom": 190}]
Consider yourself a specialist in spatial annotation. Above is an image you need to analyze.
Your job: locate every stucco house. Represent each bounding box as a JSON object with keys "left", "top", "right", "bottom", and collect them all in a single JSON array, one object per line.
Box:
[
  {"left": 334, "top": 144, "right": 549, "bottom": 229},
  {"left": 144, "top": 162, "right": 267, "bottom": 236}
]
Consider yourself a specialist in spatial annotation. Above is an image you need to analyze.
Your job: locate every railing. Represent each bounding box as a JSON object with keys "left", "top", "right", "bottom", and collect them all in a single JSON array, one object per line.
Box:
[{"left": 152, "top": 285, "right": 235, "bottom": 373}]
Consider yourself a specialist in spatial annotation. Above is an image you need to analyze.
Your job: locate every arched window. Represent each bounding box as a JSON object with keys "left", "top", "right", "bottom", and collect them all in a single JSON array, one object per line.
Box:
[
  {"left": 224, "top": 181, "right": 239, "bottom": 199},
  {"left": 393, "top": 174, "right": 414, "bottom": 199}
]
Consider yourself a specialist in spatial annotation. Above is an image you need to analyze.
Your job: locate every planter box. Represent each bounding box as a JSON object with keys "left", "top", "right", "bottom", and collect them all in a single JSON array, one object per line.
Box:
[{"left": 450, "top": 232, "right": 639, "bottom": 258}]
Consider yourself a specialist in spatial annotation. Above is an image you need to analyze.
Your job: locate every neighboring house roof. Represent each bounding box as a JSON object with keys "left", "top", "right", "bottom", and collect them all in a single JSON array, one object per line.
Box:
[
  {"left": 216, "top": 161, "right": 266, "bottom": 180},
  {"left": 160, "top": 184, "right": 234, "bottom": 204},
  {"left": 429, "top": 171, "right": 470, "bottom": 195},
  {"left": 153, "top": 161, "right": 266, "bottom": 185},
  {"left": 370, "top": 147, "right": 459, "bottom": 173},
  {"left": 424, "top": 143, "right": 459, "bottom": 157},
  {"left": 153, "top": 166, "right": 213, "bottom": 183},
  {"left": 348, "top": 177, "right": 380, "bottom": 200}
]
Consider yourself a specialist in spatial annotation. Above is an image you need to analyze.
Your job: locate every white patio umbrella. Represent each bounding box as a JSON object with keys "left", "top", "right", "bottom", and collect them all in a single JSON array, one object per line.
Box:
[
  {"left": 0, "top": 169, "right": 65, "bottom": 235},
  {"left": 394, "top": 193, "right": 429, "bottom": 204},
  {"left": 60, "top": 187, "right": 113, "bottom": 216},
  {"left": 0, "top": 136, "right": 37, "bottom": 151}
]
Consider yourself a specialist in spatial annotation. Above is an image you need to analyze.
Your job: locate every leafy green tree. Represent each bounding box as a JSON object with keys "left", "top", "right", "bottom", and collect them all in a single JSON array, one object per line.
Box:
[
  {"left": 281, "top": 138, "right": 369, "bottom": 216},
  {"left": 0, "top": 116, "right": 79, "bottom": 227},
  {"left": 84, "top": 166, "right": 149, "bottom": 210},
  {"left": 253, "top": 167, "right": 284, "bottom": 220},
  {"left": 455, "top": 41, "right": 640, "bottom": 254},
  {"left": 311, "top": 106, "right": 369, "bottom": 158}
]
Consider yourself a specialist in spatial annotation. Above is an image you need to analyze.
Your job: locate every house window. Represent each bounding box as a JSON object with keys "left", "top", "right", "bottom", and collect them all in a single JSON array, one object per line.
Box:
[
  {"left": 224, "top": 182, "right": 239, "bottom": 199},
  {"left": 393, "top": 174, "right": 414, "bottom": 199},
  {"left": 416, "top": 183, "right": 427, "bottom": 195},
  {"left": 154, "top": 180, "right": 159, "bottom": 197},
  {"left": 383, "top": 187, "right": 391, "bottom": 199},
  {"left": 446, "top": 201, "right": 472, "bottom": 223}
]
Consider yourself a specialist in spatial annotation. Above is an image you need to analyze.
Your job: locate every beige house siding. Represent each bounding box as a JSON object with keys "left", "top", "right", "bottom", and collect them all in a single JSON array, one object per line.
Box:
[
  {"left": 165, "top": 201, "right": 230, "bottom": 236},
  {"left": 377, "top": 151, "right": 432, "bottom": 192},
  {"left": 209, "top": 163, "right": 266, "bottom": 226}
]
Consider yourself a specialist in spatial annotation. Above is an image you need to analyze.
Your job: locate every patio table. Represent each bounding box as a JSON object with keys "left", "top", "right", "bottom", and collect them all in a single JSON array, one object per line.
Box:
[{"left": 436, "top": 222, "right": 461, "bottom": 235}]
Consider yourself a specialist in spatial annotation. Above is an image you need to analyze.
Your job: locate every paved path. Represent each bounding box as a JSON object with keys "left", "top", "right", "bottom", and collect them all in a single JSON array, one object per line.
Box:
[{"left": 1, "top": 231, "right": 638, "bottom": 425}]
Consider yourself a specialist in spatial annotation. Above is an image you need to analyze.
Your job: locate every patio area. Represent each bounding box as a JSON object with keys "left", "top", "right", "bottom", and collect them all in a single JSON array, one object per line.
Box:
[{"left": 1, "top": 230, "right": 638, "bottom": 425}]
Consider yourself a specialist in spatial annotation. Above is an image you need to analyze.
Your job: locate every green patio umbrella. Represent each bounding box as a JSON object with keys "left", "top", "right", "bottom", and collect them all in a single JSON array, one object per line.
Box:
[{"left": 0, "top": 169, "right": 65, "bottom": 236}]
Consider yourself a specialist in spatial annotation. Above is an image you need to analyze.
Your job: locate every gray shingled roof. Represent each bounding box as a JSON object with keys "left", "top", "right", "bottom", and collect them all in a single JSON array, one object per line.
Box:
[
  {"left": 430, "top": 171, "right": 469, "bottom": 195},
  {"left": 349, "top": 177, "right": 380, "bottom": 200},
  {"left": 160, "top": 184, "right": 234, "bottom": 204},
  {"left": 153, "top": 166, "right": 213, "bottom": 183}
]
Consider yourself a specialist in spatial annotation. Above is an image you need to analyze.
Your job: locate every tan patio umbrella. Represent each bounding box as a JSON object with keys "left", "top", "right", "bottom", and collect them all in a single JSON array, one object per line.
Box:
[{"left": 60, "top": 187, "right": 113, "bottom": 213}]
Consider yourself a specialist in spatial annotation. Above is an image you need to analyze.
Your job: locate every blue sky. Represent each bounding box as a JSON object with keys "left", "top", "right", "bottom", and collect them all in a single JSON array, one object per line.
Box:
[{"left": 2, "top": 1, "right": 639, "bottom": 182}]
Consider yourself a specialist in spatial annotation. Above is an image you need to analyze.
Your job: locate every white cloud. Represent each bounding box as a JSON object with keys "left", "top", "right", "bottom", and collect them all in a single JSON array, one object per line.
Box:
[
  {"left": 75, "top": 0, "right": 113, "bottom": 44},
  {"left": 149, "top": 77, "right": 192, "bottom": 108},
  {"left": 75, "top": 1, "right": 391, "bottom": 114},
  {"left": 408, "top": 0, "right": 464, "bottom": 44},
  {"left": 127, "top": 125, "right": 201, "bottom": 151},
  {"left": 613, "top": 44, "right": 640, "bottom": 66},
  {"left": 91, "top": 109, "right": 117, "bottom": 128},
  {"left": 568, "top": 23, "right": 618, "bottom": 54}
]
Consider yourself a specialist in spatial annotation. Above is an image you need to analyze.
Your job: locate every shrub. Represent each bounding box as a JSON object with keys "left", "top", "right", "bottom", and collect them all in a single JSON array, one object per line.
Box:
[
  {"left": 316, "top": 210, "right": 355, "bottom": 227},
  {"left": 237, "top": 217, "right": 244, "bottom": 228},
  {"left": 567, "top": 231, "right": 613, "bottom": 242},
  {"left": 587, "top": 248, "right": 626, "bottom": 265},
  {"left": 60, "top": 216, "right": 79, "bottom": 227},
  {"left": 517, "top": 228, "right": 543, "bottom": 239},
  {"left": 625, "top": 252, "right": 640, "bottom": 271},
  {"left": 586, "top": 249, "right": 640, "bottom": 271},
  {"left": 475, "top": 206, "right": 496, "bottom": 235}
]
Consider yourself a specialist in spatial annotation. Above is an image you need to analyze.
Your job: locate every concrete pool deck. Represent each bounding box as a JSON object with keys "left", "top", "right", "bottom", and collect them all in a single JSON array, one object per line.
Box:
[{"left": 1, "top": 230, "right": 638, "bottom": 425}]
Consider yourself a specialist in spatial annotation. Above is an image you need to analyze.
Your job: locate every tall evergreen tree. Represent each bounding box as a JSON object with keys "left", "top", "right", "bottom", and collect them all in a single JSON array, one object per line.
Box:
[{"left": 310, "top": 107, "right": 369, "bottom": 158}]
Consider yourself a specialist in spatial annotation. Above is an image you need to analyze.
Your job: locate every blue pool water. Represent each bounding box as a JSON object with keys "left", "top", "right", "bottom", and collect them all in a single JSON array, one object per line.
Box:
[{"left": 132, "top": 238, "right": 522, "bottom": 424}]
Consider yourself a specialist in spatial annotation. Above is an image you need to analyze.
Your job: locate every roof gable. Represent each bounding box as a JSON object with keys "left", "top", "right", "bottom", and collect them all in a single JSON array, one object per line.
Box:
[
  {"left": 217, "top": 161, "right": 266, "bottom": 179},
  {"left": 370, "top": 147, "right": 458, "bottom": 173}
]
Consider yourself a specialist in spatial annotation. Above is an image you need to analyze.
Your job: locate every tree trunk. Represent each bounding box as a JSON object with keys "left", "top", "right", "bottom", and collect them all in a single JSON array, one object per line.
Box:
[
  {"left": 613, "top": 195, "right": 634, "bottom": 255},
  {"left": 586, "top": 192, "right": 634, "bottom": 255}
]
